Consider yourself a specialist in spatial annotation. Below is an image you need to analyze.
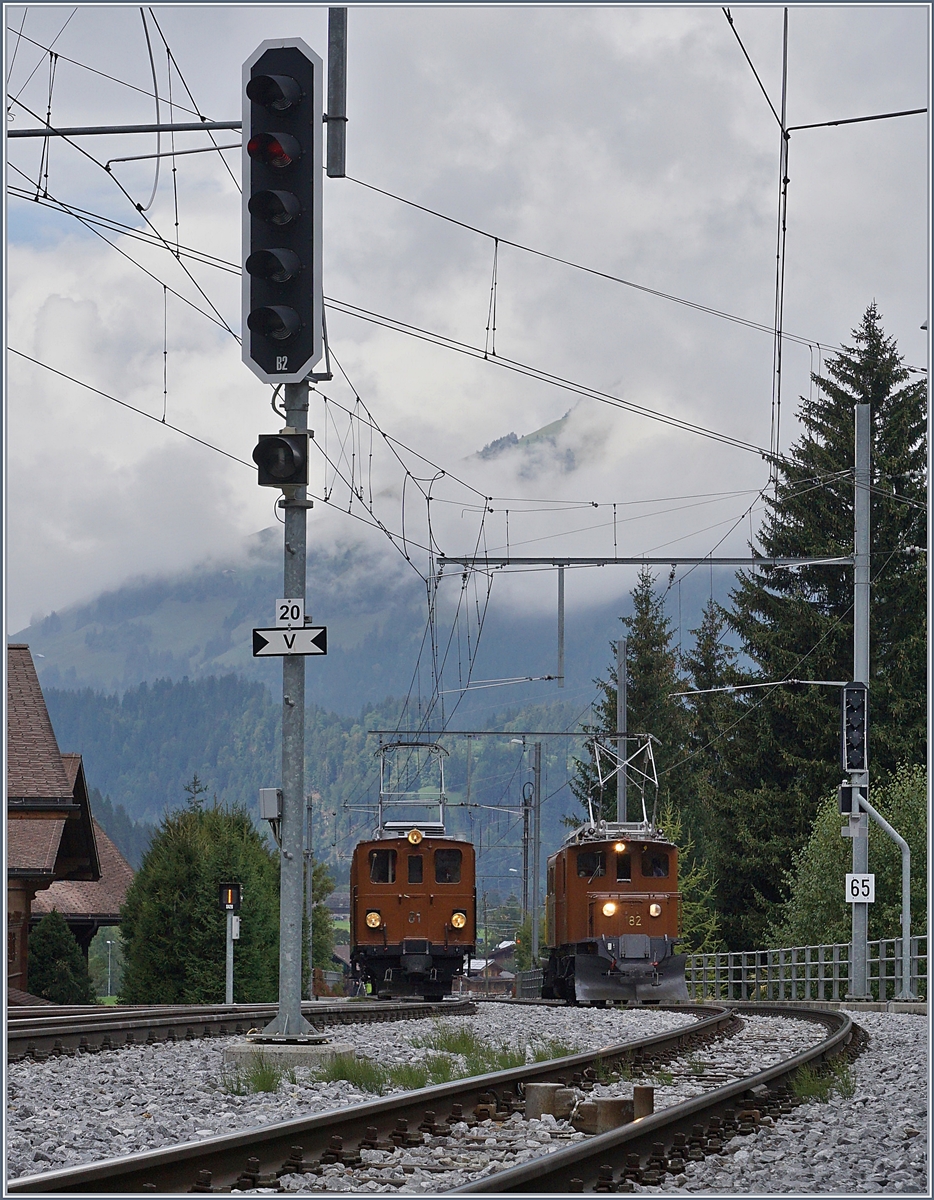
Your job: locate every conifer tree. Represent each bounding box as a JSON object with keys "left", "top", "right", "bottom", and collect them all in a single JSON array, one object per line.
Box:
[
  {"left": 718, "top": 304, "right": 926, "bottom": 947},
  {"left": 678, "top": 599, "right": 743, "bottom": 852},
  {"left": 28, "top": 909, "right": 96, "bottom": 1004},
  {"left": 119, "top": 787, "right": 281, "bottom": 1003}
]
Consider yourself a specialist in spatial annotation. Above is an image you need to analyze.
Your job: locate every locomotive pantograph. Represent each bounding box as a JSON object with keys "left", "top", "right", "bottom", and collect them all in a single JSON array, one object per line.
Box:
[{"left": 350, "top": 741, "right": 476, "bottom": 1001}]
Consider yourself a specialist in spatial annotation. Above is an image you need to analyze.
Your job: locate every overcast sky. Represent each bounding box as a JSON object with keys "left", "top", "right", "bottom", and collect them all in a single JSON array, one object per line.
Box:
[{"left": 4, "top": 3, "right": 929, "bottom": 634}]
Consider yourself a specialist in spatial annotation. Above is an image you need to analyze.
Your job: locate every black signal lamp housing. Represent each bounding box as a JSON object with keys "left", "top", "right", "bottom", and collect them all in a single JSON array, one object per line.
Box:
[
  {"left": 246, "top": 73, "right": 303, "bottom": 111},
  {"left": 252, "top": 432, "right": 309, "bottom": 488},
  {"left": 219, "top": 882, "right": 242, "bottom": 913},
  {"left": 248, "top": 189, "right": 301, "bottom": 227},
  {"left": 246, "top": 248, "right": 302, "bottom": 283}
]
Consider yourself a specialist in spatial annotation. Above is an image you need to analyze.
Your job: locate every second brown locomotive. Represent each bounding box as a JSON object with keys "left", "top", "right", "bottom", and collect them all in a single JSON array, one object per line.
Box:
[{"left": 542, "top": 820, "right": 687, "bottom": 1003}]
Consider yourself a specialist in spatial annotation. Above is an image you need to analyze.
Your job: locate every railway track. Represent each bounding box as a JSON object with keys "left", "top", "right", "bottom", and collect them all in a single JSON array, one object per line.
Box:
[
  {"left": 7, "top": 998, "right": 477, "bottom": 1061},
  {"left": 7, "top": 1003, "right": 735, "bottom": 1193},
  {"left": 454, "top": 1005, "right": 865, "bottom": 1192}
]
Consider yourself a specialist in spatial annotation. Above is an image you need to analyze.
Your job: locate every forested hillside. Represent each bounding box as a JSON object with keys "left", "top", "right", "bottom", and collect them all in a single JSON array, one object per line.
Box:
[{"left": 46, "top": 677, "right": 587, "bottom": 890}]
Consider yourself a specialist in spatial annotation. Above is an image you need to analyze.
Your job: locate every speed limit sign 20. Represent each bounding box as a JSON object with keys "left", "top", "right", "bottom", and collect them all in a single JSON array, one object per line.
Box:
[{"left": 845, "top": 873, "right": 875, "bottom": 903}]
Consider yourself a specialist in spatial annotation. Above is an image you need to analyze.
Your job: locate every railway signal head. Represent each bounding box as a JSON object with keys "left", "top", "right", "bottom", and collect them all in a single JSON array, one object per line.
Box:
[
  {"left": 252, "top": 432, "right": 309, "bottom": 488},
  {"left": 242, "top": 39, "right": 323, "bottom": 384},
  {"left": 841, "top": 682, "right": 868, "bottom": 772},
  {"left": 219, "top": 882, "right": 242, "bottom": 913}
]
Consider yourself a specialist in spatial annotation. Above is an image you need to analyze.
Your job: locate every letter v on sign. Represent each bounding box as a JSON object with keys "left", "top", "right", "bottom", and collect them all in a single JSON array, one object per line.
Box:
[{"left": 252, "top": 627, "right": 328, "bottom": 657}]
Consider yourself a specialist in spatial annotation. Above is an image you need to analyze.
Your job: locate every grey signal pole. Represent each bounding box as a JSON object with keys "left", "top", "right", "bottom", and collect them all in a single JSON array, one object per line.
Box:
[
  {"left": 264, "top": 381, "right": 313, "bottom": 1036},
  {"left": 531, "top": 743, "right": 542, "bottom": 964},
  {"left": 847, "top": 403, "right": 871, "bottom": 999},
  {"left": 616, "top": 636, "right": 627, "bottom": 823},
  {"left": 225, "top": 911, "right": 235, "bottom": 1004}
]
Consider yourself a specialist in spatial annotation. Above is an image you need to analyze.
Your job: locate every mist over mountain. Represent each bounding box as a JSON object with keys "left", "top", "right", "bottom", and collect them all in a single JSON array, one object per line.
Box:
[{"left": 15, "top": 523, "right": 737, "bottom": 718}]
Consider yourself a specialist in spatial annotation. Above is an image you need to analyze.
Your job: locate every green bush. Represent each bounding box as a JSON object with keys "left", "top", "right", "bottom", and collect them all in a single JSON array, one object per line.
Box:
[
  {"left": 768, "top": 763, "right": 926, "bottom": 947},
  {"left": 119, "top": 790, "right": 280, "bottom": 1003},
  {"left": 28, "top": 909, "right": 96, "bottom": 1004}
]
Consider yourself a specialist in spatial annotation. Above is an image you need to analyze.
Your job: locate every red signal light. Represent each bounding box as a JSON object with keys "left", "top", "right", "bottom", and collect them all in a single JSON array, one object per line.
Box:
[{"left": 247, "top": 132, "right": 301, "bottom": 169}]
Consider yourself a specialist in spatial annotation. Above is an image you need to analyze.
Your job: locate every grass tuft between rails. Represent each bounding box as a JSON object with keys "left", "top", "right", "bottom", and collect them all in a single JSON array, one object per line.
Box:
[
  {"left": 313, "top": 1023, "right": 583, "bottom": 1095},
  {"left": 790, "top": 1057, "right": 856, "bottom": 1103},
  {"left": 220, "top": 1053, "right": 298, "bottom": 1095}
]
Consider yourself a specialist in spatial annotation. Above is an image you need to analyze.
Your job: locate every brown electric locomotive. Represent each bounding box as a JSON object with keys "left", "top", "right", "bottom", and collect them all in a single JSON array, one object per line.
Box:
[
  {"left": 542, "top": 820, "right": 688, "bottom": 1003},
  {"left": 350, "top": 824, "right": 476, "bottom": 1001}
]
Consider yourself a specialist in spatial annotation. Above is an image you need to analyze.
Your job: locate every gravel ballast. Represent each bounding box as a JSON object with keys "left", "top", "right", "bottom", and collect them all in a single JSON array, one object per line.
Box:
[
  {"left": 5, "top": 1005, "right": 693, "bottom": 1180},
  {"left": 6, "top": 1006, "right": 927, "bottom": 1194}
]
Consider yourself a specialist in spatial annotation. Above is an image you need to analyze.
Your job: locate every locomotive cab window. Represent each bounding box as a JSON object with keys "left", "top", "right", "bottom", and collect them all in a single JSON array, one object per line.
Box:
[
  {"left": 369, "top": 848, "right": 397, "bottom": 883},
  {"left": 616, "top": 853, "right": 632, "bottom": 882},
  {"left": 577, "top": 850, "right": 606, "bottom": 878},
  {"left": 407, "top": 854, "right": 423, "bottom": 884},
  {"left": 434, "top": 849, "right": 462, "bottom": 883},
  {"left": 641, "top": 851, "right": 669, "bottom": 878}
]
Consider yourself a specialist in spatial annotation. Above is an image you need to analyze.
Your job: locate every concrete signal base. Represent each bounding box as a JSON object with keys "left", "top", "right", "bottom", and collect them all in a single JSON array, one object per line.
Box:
[{"left": 223, "top": 1039, "right": 356, "bottom": 1069}]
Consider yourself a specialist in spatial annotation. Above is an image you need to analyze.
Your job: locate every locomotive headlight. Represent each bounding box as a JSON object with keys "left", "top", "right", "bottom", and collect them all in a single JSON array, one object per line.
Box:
[
  {"left": 613, "top": 842, "right": 626, "bottom": 852},
  {"left": 602, "top": 902, "right": 617, "bottom": 917},
  {"left": 365, "top": 910, "right": 382, "bottom": 928},
  {"left": 649, "top": 903, "right": 663, "bottom": 917},
  {"left": 451, "top": 911, "right": 467, "bottom": 929},
  {"left": 407, "top": 828, "right": 423, "bottom": 845}
]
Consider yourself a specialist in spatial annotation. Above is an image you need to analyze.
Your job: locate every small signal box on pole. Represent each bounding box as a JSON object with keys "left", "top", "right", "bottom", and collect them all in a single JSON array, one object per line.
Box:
[
  {"left": 243, "top": 38, "right": 323, "bottom": 383},
  {"left": 219, "top": 882, "right": 243, "bottom": 913}
]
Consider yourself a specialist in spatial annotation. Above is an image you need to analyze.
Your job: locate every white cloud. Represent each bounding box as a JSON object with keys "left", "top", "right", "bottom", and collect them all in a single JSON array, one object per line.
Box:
[{"left": 4, "top": 4, "right": 928, "bottom": 632}]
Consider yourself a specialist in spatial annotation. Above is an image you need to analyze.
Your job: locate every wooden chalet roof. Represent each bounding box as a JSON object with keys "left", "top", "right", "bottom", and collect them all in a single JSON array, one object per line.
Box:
[
  {"left": 33, "top": 819, "right": 133, "bottom": 921},
  {"left": 7, "top": 645, "right": 100, "bottom": 884},
  {"left": 7, "top": 644, "right": 74, "bottom": 804}
]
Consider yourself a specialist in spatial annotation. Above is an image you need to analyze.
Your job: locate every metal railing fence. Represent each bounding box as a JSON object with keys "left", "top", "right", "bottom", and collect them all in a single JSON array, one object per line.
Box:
[
  {"left": 514, "top": 937, "right": 926, "bottom": 1002},
  {"left": 685, "top": 937, "right": 927, "bottom": 1002}
]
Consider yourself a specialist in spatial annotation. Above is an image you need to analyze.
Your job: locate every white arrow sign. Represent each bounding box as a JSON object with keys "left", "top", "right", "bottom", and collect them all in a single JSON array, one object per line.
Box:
[{"left": 252, "top": 627, "right": 328, "bottom": 657}]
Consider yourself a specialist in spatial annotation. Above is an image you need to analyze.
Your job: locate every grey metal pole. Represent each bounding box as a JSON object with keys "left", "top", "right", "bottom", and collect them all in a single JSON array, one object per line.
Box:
[
  {"left": 856, "top": 790, "right": 915, "bottom": 1000},
  {"left": 522, "top": 786, "right": 530, "bottom": 919},
  {"left": 326, "top": 9, "right": 348, "bottom": 178},
  {"left": 264, "top": 381, "right": 313, "bottom": 1035},
  {"left": 557, "top": 567, "right": 565, "bottom": 688},
  {"left": 225, "top": 911, "right": 234, "bottom": 1005},
  {"left": 531, "top": 743, "right": 542, "bottom": 964},
  {"left": 848, "top": 404, "right": 871, "bottom": 999},
  {"left": 305, "top": 795, "right": 315, "bottom": 1000},
  {"left": 617, "top": 636, "right": 627, "bottom": 823}
]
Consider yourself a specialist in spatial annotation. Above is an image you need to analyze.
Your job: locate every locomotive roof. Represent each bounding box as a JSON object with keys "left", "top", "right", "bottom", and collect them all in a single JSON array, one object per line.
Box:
[{"left": 559, "top": 819, "right": 675, "bottom": 849}]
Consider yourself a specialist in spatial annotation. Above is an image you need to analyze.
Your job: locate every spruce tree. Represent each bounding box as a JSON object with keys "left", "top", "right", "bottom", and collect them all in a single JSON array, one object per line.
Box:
[
  {"left": 28, "top": 909, "right": 96, "bottom": 1004},
  {"left": 119, "top": 790, "right": 281, "bottom": 1003},
  {"left": 677, "top": 599, "right": 743, "bottom": 855},
  {"left": 719, "top": 304, "right": 926, "bottom": 948}
]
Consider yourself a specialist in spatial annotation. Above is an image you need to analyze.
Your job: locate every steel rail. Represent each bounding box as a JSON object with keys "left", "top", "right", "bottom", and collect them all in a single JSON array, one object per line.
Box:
[
  {"left": 8, "top": 999, "right": 477, "bottom": 1061},
  {"left": 452, "top": 1004, "right": 857, "bottom": 1192},
  {"left": 7, "top": 1004, "right": 734, "bottom": 1193}
]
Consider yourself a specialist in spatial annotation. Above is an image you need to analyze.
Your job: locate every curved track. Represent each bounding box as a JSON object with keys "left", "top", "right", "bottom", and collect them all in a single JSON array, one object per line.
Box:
[
  {"left": 8, "top": 1003, "right": 733, "bottom": 1193},
  {"left": 453, "top": 1005, "right": 864, "bottom": 1192},
  {"left": 7, "top": 999, "right": 476, "bottom": 1061}
]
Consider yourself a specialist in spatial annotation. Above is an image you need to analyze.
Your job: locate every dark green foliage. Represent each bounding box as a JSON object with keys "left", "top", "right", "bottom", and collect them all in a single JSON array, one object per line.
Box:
[
  {"left": 719, "top": 304, "right": 926, "bottom": 947},
  {"left": 656, "top": 800, "right": 723, "bottom": 954},
  {"left": 302, "top": 857, "right": 337, "bottom": 994},
  {"left": 768, "top": 763, "right": 926, "bottom": 948},
  {"left": 89, "top": 787, "right": 155, "bottom": 869},
  {"left": 119, "top": 794, "right": 280, "bottom": 1003},
  {"left": 678, "top": 600, "right": 743, "bottom": 853},
  {"left": 28, "top": 910, "right": 96, "bottom": 1004}
]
